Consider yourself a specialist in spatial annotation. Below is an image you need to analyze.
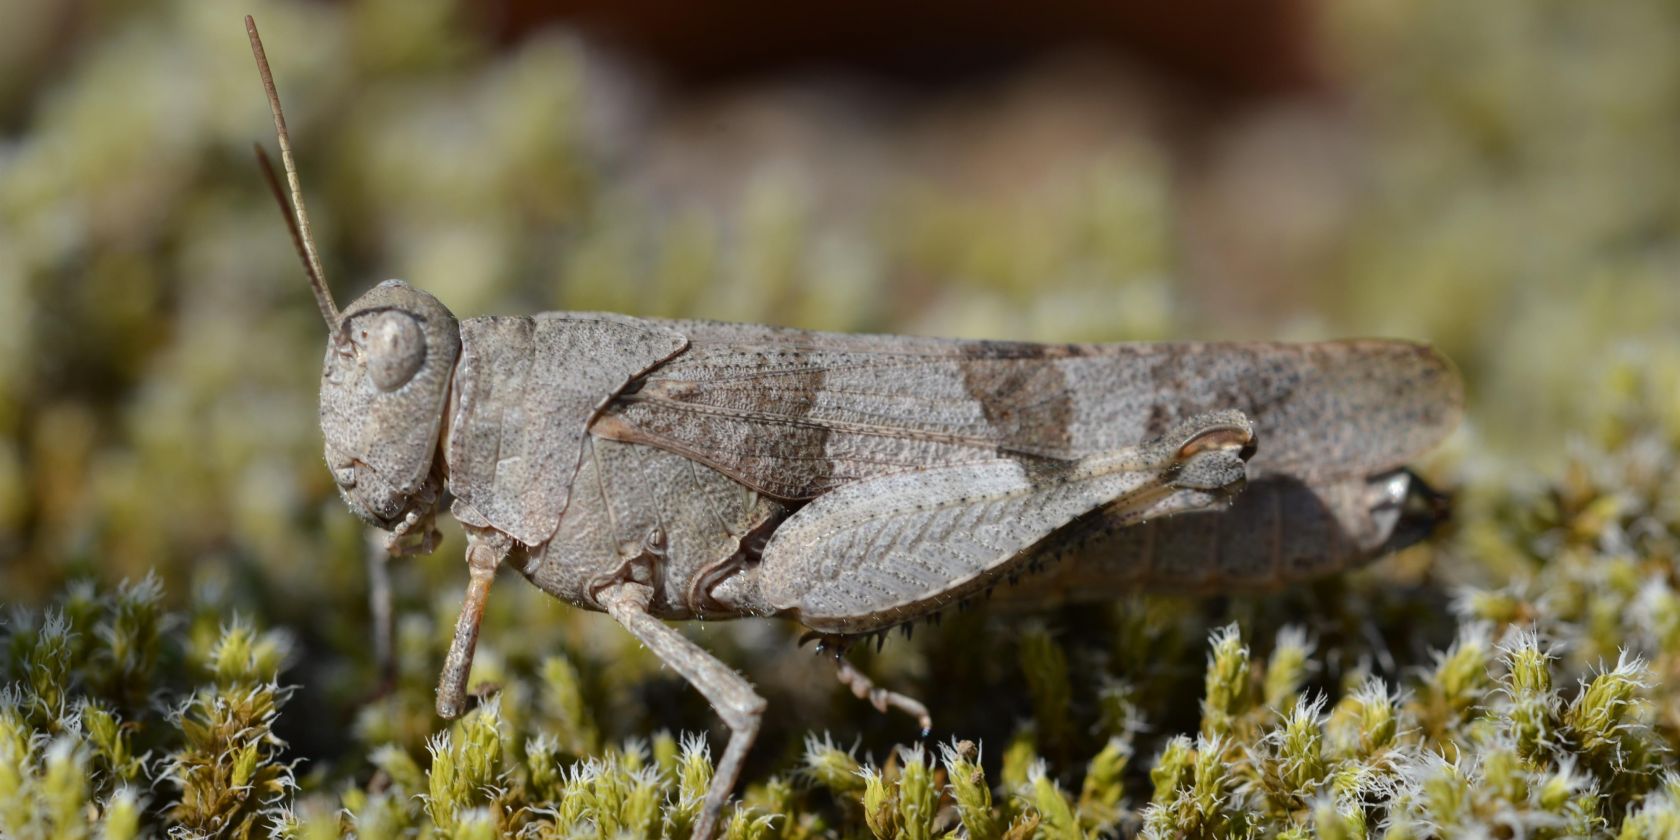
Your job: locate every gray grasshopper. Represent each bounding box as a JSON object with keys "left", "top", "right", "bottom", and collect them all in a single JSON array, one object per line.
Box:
[{"left": 246, "top": 17, "right": 1461, "bottom": 839}]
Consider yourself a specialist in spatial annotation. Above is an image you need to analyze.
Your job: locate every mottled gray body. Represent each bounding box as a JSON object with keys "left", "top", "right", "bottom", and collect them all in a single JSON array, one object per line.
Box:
[
  {"left": 421, "top": 314, "right": 1455, "bottom": 630},
  {"left": 245, "top": 16, "right": 1460, "bottom": 836},
  {"left": 314, "top": 282, "right": 1459, "bottom": 840}
]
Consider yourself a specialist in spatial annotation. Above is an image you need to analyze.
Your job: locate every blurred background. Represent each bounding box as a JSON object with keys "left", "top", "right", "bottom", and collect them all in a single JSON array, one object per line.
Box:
[{"left": 1, "top": 0, "right": 1677, "bottom": 800}]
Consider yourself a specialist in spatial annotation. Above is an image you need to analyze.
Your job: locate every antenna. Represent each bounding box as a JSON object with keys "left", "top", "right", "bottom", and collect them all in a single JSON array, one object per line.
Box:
[{"left": 246, "top": 14, "right": 339, "bottom": 330}]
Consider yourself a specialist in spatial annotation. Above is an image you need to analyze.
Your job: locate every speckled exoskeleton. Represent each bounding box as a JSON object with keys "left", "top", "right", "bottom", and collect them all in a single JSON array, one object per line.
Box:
[{"left": 246, "top": 17, "right": 1462, "bottom": 839}]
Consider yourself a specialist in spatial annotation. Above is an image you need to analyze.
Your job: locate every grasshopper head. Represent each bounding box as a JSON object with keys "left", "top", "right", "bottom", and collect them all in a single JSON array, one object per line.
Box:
[
  {"left": 321, "top": 280, "right": 460, "bottom": 528},
  {"left": 244, "top": 21, "right": 460, "bottom": 531}
]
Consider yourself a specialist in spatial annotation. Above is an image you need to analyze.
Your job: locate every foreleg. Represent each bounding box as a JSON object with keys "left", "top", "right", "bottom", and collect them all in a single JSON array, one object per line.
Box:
[
  {"left": 366, "top": 529, "right": 395, "bottom": 690},
  {"left": 436, "top": 528, "right": 510, "bottom": 719}
]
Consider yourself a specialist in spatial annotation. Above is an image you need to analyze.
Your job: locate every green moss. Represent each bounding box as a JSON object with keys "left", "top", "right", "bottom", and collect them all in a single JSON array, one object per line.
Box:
[{"left": 26, "top": 556, "right": 1680, "bottom": 835}]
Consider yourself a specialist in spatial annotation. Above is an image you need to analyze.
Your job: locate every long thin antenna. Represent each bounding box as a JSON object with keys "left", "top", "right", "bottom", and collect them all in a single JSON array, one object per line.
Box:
[
  {"left": 253, "top": 144, "right": 329, "bottom": 321},
  {"left": 246, "top": 14, "right": 339, "bottom": 330}
]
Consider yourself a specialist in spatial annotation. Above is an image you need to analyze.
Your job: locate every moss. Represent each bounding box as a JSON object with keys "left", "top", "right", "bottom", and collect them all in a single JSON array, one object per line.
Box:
[{"left": 8, "top": 513, "right": 1680, "bottom": 835}]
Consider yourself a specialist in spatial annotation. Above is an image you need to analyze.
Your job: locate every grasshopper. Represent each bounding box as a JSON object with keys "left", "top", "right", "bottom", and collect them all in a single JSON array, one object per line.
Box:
[{"left": 245, "top": 17, "right": 1461, "bottom": 838}]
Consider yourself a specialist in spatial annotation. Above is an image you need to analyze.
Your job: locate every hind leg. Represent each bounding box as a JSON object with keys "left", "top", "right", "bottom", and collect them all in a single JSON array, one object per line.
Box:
[{"left": 599, "top": 581, "right": 765, "bottom": 840}]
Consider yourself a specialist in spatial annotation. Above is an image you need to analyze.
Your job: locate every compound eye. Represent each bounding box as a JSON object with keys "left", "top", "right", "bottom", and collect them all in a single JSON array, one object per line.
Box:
[
  {"left": 1177, "top": 424, "right": 1255, "bottom": 460},
  {"left": 361, "top": 311, "right": 426, "bottom": 391}
]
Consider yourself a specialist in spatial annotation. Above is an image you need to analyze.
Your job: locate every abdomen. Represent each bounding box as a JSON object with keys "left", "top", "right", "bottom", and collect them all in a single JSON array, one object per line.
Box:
[{"left": 993, "top": 471, "right": 1436, "bottom": 605}]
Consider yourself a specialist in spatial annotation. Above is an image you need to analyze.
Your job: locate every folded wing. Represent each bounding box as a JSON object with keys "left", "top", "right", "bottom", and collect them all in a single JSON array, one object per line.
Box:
[{"left": 595, "top": 323, "right": 1461, "bottom": 500}]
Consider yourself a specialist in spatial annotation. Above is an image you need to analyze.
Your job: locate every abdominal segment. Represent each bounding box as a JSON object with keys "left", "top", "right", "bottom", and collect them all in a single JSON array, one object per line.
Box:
[{"left": 992, "top": 473, "right": 1427, "bottom": 606}]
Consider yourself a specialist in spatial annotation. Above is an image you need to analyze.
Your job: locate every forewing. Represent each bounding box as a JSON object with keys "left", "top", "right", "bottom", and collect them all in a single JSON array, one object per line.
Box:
[
  {"left": 446, "top": 313, "right": 687, "bottom": 546},
  {"left": 598, "top": 324, "right": 1461, "bottom": 500},
  {"left": 758, "top": 411, "right": 1252, "bottom": 634},
  {"left": 593, "top": 328, "right": 1078, "bottom": 499}
]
